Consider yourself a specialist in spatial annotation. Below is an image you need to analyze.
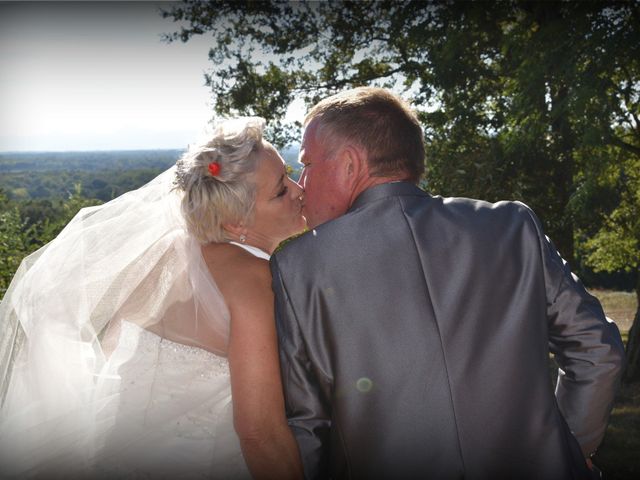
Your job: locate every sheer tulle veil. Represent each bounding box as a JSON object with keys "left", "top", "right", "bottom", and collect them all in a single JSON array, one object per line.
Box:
[{"left": 0, "top": 166, "right": 236, "bottom": 476}]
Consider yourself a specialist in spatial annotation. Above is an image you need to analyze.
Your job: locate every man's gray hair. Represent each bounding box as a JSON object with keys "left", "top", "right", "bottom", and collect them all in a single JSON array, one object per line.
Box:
[
  {"left": 174, "top": 117, "right": 265, "bottom": 244},
  {"left": 305, "top": 87, "right": 425, "bottom": 182}
]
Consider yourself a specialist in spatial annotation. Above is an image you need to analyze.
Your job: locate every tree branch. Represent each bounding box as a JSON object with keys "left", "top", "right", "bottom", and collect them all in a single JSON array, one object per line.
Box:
[{"left": 609, "top": 134, "right": 640, "bottom": 157}]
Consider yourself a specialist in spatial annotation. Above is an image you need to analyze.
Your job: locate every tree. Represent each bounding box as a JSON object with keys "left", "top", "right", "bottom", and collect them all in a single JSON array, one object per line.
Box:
[
  {"left": 574, "top": 145, "right": 639, "bottom": 381},
  {"left": 0, "top": 190, "right": 32, "bottom": 296},
  {"left": 163, "top": 0, "right": 638, "bottom": 260},
  {"left": 163, "top": 0, "right": 640, "bottom": 378},
  {"left": 0, "top": 185, "right": 101, "bottom": 299}
]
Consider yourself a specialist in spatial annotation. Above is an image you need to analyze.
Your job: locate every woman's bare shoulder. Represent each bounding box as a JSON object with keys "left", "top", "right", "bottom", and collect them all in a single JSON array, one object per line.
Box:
[{"left": 201, "top": 243, "right": 272, "bottom": 309}]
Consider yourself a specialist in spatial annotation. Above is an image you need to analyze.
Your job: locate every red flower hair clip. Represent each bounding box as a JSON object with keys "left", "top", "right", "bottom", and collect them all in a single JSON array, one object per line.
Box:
[{"left": 208, "top": 161, "right": 221, "bottom": 176}]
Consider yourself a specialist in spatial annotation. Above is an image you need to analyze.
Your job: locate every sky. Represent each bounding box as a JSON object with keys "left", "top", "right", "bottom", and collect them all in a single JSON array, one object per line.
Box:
[{"left": 0, "top": 1, "right": 301, "bottom": 152}]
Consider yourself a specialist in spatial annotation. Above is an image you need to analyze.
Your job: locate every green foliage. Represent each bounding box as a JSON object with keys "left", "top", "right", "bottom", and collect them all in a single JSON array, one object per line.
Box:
[
  {"left": 579, "top": 153, "right": 639, "bottom": 274},
  {"left": 575, "top": 146, "right": 640, "bottom": 383},
  {"left": 586, "top": 227, "right": 638, "bottom": 274},
  {"left": 1, "top": 169, "right": 165, "bottom": 202},
  {"left": 0, "top": 185, "right": 102, "bottom": 297},
  {"left": 0, "top": 190, "right": 32, "bottom": 295}
]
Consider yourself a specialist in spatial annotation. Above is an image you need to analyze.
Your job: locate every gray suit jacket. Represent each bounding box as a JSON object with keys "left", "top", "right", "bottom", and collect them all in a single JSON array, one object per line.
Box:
[{"left": 271, "top": 182, "right": 624, "bottom": 480}]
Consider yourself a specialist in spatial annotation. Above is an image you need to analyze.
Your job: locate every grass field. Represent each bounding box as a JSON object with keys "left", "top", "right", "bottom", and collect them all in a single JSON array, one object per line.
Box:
[
  {"left": 589, "top": 290, "right": 638, "bottom": 480},
  {"left": 590, "top": 289, "right": 637, "bottom": 333}
]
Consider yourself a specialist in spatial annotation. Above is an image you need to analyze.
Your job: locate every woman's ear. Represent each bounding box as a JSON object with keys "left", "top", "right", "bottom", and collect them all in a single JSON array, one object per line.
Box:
[{"left": 222, "top": 222, "right": 246, "bottom": 240}]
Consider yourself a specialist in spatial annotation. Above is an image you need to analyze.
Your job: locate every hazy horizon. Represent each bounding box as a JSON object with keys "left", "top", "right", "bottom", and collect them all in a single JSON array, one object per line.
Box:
[{"left": 0, "top": 144, "right": 300, "bottom": 155}]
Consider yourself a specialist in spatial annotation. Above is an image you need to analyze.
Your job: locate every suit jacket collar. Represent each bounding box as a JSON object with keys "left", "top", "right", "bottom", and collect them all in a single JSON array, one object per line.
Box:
[{"left": 348, "top": 181, "right": 428, "bottom": 213}]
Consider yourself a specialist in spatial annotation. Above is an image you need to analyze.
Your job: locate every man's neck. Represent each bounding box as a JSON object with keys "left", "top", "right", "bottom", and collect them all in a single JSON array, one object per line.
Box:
[{"left": 348, "top": 175, "right": 410, "bottom": 207}]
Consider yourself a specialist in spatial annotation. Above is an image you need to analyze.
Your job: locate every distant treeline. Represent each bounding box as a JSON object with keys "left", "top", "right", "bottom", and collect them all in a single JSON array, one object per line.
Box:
[
  {"left": 0, "top": 148, "right": 301, "bottom": 202},
  {"left": 0, "top": 149, "right": 183, "bottom": 172},
  {"left": 0, "top": 150, "right": 183, "bottom": 202},
  {"left": 2, "top": 168, "right": 168, "bottom": 202}
]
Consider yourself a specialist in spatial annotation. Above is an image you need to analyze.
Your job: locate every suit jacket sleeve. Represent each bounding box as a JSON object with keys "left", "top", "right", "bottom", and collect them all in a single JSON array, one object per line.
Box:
[
  {"left": 521, "top": 203, "right": 625, "bottom": 457},
  {"left": 271, "top": 255, "right": 331, "bottom": 479}
]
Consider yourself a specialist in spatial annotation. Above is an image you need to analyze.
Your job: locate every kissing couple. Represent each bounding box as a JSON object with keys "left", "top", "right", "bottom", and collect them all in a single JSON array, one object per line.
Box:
[{"left": 0, "top": 87, "right": 625, "bottom": 479}]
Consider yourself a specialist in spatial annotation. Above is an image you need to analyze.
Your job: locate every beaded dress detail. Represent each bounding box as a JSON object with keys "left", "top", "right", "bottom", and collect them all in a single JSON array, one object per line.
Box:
[{"left": 94, "top": 324, "right": 245, "bottom": 479}]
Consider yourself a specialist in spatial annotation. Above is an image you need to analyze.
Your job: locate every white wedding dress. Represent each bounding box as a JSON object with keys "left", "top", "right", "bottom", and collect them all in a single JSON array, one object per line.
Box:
[
  {"left": 90, "top": 322, "right": 248, "bottom": 480},
  {"left": 0, "top": 167, "right": 264, "bottom": 478}
]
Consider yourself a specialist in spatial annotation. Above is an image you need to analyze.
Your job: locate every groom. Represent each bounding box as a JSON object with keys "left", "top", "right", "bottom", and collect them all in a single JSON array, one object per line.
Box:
[{"left": 270, "top": 87, "right": 625, "bottom": 479}]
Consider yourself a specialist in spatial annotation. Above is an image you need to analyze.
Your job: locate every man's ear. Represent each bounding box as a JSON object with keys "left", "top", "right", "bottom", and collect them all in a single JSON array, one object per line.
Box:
[{"left": 340, "top": 145, "right": 368, "bottom": 188}]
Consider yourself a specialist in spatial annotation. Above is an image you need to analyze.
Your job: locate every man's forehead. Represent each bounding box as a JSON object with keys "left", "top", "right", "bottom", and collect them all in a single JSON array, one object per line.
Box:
[
  {"left": 302, "top": 118, "right": 320, "bottom": 140},
  {"left": 300, "top": 128, "right": 312, "bottom": 148},
  {"left": 298, "top": 126, "right": 315, "bottom": 163}
]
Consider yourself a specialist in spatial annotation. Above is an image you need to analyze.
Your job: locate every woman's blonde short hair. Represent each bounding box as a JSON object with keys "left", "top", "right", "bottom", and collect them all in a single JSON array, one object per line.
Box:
[{"left": 174, "top": 117, "right": 265, "bottom": 244}]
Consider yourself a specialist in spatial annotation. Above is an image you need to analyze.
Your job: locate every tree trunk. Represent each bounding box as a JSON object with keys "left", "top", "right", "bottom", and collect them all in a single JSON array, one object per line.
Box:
[
  {"left": 623, "top": 271, "right": 640, "bottom": 383},
  {"left": 532, "top": 2, "right": 576, "bottom": 264},
  {"left": 549, "top": 80, "right": 575, "bottom": 264}
]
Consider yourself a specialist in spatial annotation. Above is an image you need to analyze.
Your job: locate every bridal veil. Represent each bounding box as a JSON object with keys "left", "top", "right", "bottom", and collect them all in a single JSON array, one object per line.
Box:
[{"left": 0, "top": 166, "right": 236, "bottom": 476}]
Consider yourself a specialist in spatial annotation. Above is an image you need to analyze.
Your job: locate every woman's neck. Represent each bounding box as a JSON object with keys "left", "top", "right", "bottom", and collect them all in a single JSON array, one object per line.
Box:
[{"left": 231, "top": 231, "right": 277, "bottom": 256}]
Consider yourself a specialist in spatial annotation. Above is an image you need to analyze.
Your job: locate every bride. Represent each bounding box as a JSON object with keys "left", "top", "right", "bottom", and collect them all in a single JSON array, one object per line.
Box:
[{"left": 0, "top": 118, "right": 306, "bottom": 478}]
